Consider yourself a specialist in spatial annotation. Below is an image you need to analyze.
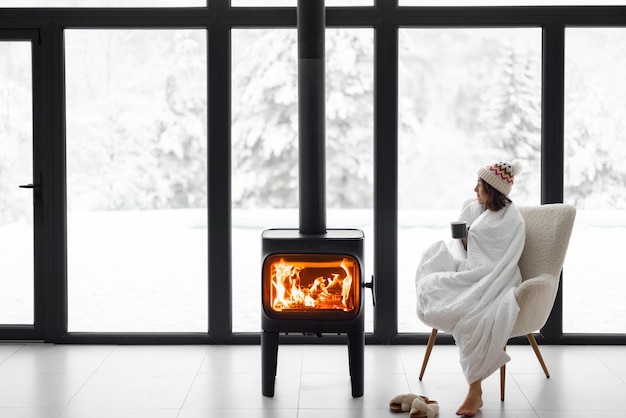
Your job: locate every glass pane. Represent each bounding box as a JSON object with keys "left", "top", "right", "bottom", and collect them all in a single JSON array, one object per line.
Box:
[
  {"left": 231, "top": 29, "right": 297, "bottom": 335},
  {"left": 564, "top": 28, "right": 626, "bottom": 333},
  {"left": 232, "top": 28, "right": 374, "bottom": 333},
  {"left": 400, "top": 0, "right": 626, "bottom": 5},
  {"left": 398, "top": 28, "right": 542, "bottom": 333},
  {"left": 1, "top": 0, "right": 204, "bottom": 6},
  {"left": 65, "top": 29, "right": 208, "bottom": 332},
  {"left": 0, "top": 41, "right": 34, "bottom": 325},
  {"left": 232, "top": 0, "right": 372, "bottom": 6}
]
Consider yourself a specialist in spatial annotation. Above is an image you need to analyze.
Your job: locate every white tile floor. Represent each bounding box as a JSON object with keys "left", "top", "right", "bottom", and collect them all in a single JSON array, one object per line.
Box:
[{"left": 0, "top": 342, "right": 624, "bottom": 417}]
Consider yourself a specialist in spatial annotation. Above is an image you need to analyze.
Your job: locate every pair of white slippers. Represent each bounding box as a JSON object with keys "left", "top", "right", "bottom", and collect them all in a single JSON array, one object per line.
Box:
[{"left": 389, "top": 393, "right": 439, "bottom": 418}]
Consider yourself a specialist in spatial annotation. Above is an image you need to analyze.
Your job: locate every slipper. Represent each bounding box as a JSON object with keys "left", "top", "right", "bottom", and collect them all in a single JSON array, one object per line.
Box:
[
  {"left": 389, "top": 394, "right": 425, "bottom": 413},
  {"left": 425, "top": 400, "right": 439, "bottom": 417},
  {"left": 409, "top": 397, "right": 439, "bottom": 418}
]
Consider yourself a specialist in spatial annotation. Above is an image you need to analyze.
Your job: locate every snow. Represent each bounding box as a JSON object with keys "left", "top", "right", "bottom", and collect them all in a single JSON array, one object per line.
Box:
[{"left": 1, "top": 208, "right": 624, "bottom": 334}]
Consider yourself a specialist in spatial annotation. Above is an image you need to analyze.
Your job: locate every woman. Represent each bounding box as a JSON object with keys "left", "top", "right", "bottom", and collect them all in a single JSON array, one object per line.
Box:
[{"left": 415, "top": 161, "right": 525, "bottom": 417}]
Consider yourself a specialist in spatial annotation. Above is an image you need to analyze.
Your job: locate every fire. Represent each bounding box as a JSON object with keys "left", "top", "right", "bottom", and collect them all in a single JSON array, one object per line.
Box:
[{"left": 267, "top": 255, "right": 357, "bottom": 312}]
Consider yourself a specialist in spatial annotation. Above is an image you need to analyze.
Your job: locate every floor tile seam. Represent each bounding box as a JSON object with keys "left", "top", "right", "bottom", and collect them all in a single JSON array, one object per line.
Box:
[
  {"left": 400, "top": 346, "right": 464, "bottom": 377},
  {"left": 507, "top": 372, "right": 625, "bottom": 412},
  {"left": 473, "top": 408, "right": 540, "bottom": 417},
  {"left": 175, "top": 349, "right": 210, "bottom": 417},
  {"left": 399, "top": 346, "right": 448, "bottom": 388},
  {"left": 507, "top": 371, "right": 624, "bottom": 377},
  {"left": 193, "top": 371, "right": 265, "bottom": 375},
  {"left": 92, "top": 346, "right": 211, "bottom": 377},
  {"left": 285, "top": 348, "right": 304, "bottom": 375},
  {"left": 407, "top": 371, "right": 466, "bottom": 377},
  {"left": 362, "top": 371, "right": 414, "bottom": 376},
  {"left": 178, "top": 407, "right": 299, "bottom": 411},
  {"left": 0, "top": 346, "right": 119, "bottom": 375},
  {"left": 398, "top": 344, "right": 416, "bottom": 378},
  {"left": 505, "top": 371, "right": 539, "bottom": 415},
  {"left": 55, "top": 345, "right": 117, "bottom": 416},
  {"left": 0, "top": 344, "right": 26, "bottom": 368},
  {"left": 591, "top": 347, "right": 626, "bottom": 378},
  {"left": 533, "top": 411, "right": 623, "bottom": 418},
  {"left": 296, "top": 355, "right": 304, "bottom": 418}
]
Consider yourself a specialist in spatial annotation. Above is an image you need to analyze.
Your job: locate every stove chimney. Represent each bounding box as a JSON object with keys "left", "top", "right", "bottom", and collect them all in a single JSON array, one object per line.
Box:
[
  {"left": 298, "top": 0, "right": 326, "bottom": 235},
  {"left": 261, "top": 3, "right": 367, "bottom": 397}
]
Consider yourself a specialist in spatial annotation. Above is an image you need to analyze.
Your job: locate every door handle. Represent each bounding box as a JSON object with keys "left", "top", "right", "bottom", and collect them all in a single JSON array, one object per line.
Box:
[
  {"left": 19, "top": 173, "right": 42, "bottom": 190},
  {"left": 19, "top": 183, "right": 41, "bottom": 189}
]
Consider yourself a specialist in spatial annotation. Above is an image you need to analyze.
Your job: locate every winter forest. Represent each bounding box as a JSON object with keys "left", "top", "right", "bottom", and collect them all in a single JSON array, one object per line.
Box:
[{"left": 1, "top": 26, "right": 625, "bottom": 333}]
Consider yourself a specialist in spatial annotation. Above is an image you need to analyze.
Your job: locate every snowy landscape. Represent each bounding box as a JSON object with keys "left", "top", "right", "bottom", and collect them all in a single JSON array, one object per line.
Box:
[
  {"left": 1, "top": 25, "right": 625, "bottom": 334},
  {"left": 1, "top": 208, "right": 625, "bottom": 333}
]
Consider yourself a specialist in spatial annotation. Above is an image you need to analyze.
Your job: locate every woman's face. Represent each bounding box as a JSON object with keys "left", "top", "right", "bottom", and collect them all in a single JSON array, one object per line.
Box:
[{"left": 474, "top": 178, "right": 488, "bottom": 204}]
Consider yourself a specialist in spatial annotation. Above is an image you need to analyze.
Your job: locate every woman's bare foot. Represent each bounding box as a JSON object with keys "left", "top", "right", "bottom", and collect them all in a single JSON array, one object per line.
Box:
[{"left": 456, "top": 380, "right": 483, "bottom": 417}]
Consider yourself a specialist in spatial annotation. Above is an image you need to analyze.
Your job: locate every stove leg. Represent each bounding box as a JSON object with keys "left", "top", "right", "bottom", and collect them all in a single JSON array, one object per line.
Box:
[
  {"left": 262, "top": 331, "right": 279, "bottom": 397},
  {"left": 348, "top": 331, "right": 364, "bottom": 397}
]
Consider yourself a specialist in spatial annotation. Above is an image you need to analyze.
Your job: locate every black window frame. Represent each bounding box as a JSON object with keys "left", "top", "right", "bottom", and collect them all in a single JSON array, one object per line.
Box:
[{"left": 0, "top": 0, "right": 624, "bottom": 345}]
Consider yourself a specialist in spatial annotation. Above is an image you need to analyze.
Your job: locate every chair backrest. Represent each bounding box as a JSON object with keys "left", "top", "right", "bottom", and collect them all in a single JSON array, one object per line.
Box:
[{"left": 517, "top": 204, "right": 577, "bottom": 281}]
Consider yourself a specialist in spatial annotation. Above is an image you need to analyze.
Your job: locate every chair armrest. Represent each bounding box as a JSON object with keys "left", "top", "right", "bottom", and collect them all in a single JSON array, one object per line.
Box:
[{"left": 510, "top": 273, "right": 560, "bottom": 338}]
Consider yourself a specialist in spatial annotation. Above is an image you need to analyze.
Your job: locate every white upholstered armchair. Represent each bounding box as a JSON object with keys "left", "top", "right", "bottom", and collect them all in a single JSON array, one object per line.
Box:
[{"left": 418, "top": 203, "right": 577, "bottom": 401}]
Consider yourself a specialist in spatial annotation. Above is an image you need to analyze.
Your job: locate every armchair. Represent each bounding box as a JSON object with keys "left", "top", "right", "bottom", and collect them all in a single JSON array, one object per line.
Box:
[{"left": 418, "top": 203, "right": 576, "bottom": 401}]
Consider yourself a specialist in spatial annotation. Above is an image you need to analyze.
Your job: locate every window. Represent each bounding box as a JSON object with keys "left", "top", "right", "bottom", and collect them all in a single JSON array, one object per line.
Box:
[
  {"left": 564, "top": 27, "right": 626, "bottom": 333},
  {"left": 398, "top": 28, "right": 542, "bottom": 332},
  {"left": 65, "top": 29, "right": 208, "bottom": 332},
  {"left": 231, "top": 28, "right": 374, "bottom": 333},
  {"left": 0, "top": 41, "right": 34, "bottom": 325},
  {"left": 3, "top": 2, "right": 625, "bottom": 343}
]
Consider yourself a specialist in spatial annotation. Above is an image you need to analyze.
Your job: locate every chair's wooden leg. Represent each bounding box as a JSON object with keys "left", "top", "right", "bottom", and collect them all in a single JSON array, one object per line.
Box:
[
  {"left": 419, "top": 329, "right": 438, "bottom": 381},
  {"left": 527, "top": 333, "right": 550, "bottom": 378},
  {"left": 500, "top": 346, "right": 506, "bottom": 401}
]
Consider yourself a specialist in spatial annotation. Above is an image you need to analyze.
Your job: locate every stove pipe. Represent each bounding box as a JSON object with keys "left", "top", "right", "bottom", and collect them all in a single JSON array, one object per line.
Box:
[{"left": 298, "top": 0, "right": 326, "bottom": 235}]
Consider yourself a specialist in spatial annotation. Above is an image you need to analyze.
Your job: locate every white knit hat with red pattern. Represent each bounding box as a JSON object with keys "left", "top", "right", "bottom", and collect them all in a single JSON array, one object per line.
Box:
[{"left": 477, "top": 160, "right": 522, "bottom": 196}]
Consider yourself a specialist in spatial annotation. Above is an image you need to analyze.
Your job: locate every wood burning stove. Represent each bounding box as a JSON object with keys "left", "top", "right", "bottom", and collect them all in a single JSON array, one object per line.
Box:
[
  {"left": 260, "top": 0, "right": 371, "bottom": 399},
  {"left": 261, "top": 229, "right": 365, "bottom": 397}
]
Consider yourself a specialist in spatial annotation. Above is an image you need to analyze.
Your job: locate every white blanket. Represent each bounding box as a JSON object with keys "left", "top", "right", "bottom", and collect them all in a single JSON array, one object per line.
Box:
[{"left": 415, "top": 200, "right": 525, "bottom": 384}]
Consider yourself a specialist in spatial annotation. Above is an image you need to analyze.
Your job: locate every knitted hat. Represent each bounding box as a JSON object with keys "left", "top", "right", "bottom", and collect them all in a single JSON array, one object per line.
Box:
[{"left": 477, "top": 160, "right": 522, "bottom": 197}]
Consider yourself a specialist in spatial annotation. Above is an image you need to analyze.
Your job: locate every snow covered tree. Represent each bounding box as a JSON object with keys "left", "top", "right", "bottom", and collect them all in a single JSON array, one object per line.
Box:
[
  {"left": 0, "top": 45, "right": 32, "bottom": 225},
  {"left": 231, "top": 30, "right": 299, "bottom": 209},
  {"left": 153, "top": 30, "right": 207, "bottom": 209},
  {"left": 564, "top": 29, "right": 626, "bottom": 209},
  {"left": 474, "top": 43, "right": 541, "bottom": 202},
  {"left": 325, "top": 29, "right": 374, "bottom": 209},
  {"left": 231, "top": 29, "right": 374, "bottom": 209},
  {"left": 396, "top": 29, "right": 541, "bottom": 209},
  {"left": 65, "top": 30, "right": 207, "bottom": 211}
]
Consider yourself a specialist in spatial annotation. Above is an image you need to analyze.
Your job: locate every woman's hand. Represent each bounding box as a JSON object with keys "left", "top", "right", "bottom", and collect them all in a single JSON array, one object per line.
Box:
[{"left": 461, "top": 227, "right": 469, "bottom": 250}]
